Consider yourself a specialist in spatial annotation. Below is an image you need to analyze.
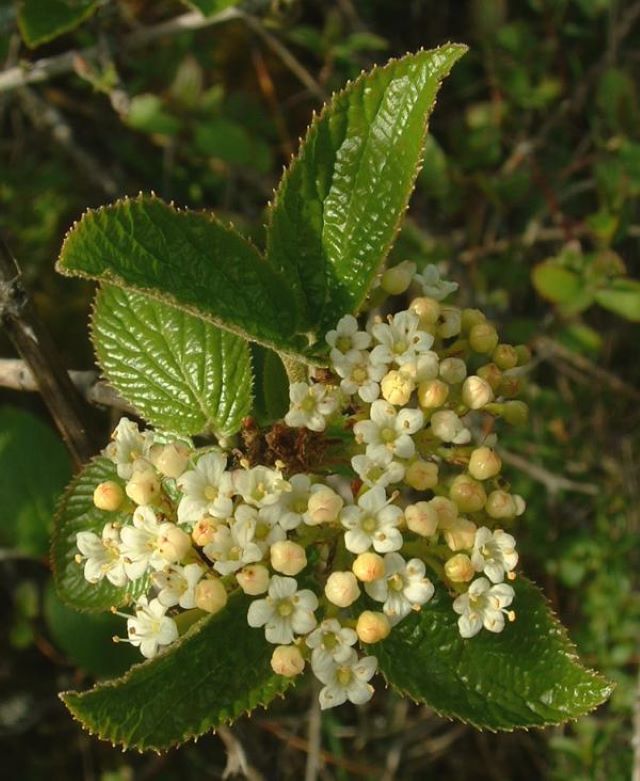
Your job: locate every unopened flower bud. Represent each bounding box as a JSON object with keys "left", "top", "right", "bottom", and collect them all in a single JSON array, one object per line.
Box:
[
  {"left": 429, "top": 496, "right": 459, "bottom": 527},
  {"left": 477, "top": 362, "right": 503, "bottom": 392},
  {"left": 125, "top": 467, "right": 161, "bottom": 506},
  {"left": 438, "top": 306, "right": 462, "bottom": 338},
  {"left": 236, "top": 564, "right": 270, "bottom": 595},
  {"left": 306, "top": 487, "right": 343, "bottom": 525},
  {"left": 461, "top": 308, "right": 486, "bottom": 333},
  {"left": 418, "top": 378, "right": 449, "bottom": 409},
  {"left": 271, "top": 645, "right": 305, "bottom": 677},
  {"left": 515, "top": 345, "right": 532, "bottom": 365},
  {"left": 468, "top": 447, "right": 502, "bottom": 481},
  {"left": 192, "top": 516, "right": 218, "bottom": 546},
  {"left": 513, "top": 494, "right": 526, "bottom": 516},
  {"left": 195, "top": 578, "right": 228, "bottom": 614},
  {"left": 431, "top": 410, "right": 470, "bottom": 443},
  {"left": 325, "top": 571, "right": 361, "bottom": 607},
  {"left": 270, "top": 540, "right": 307, "bottom": 576},
  {"left": 356, "top": 611, "right": 390, "bottom": 644},
  {"left": 93, "top": 481, "right": 124, "bottom": 512},
  {"left": 381, "top": 370, "right": 415, "bottom": 406},
  {"left": 469, "top": 322, "right": 499, "bottom": 354},
  {"left": 158, "top": 524, "right": 192, "bottom": 562},
  {"left": 154, "top": 443, "right": 191, "bottom": 478},
  {"left": 439, "top": 357, "right": 467, "bottom": 385},
  {"left": 444, "top": 553, "right": 475, "bottom": 583},
  {"left": 410, "top": 296, "right": 441, "bottom": 326},
  {"left": 503, "top": 400, "right": 529, "bottom": 426},
  {"left": 462, "top": 375, "right": 494, "bottom": 409},
  {"left": 450, "top": 474, "right": 487, "bottom": 513},
  {"left": 492, "top": 344, "right": 518, "bottom": 370},
  {"left": 352, "top": 552, "right": 385, "bottom": 582},
  {"left": 485, "top": 490, "right": 517, "bottom": 519},
  {"left": 405, "top": 502, "right": 439, "bottom": 537},
  {"left": 443, "top": 518, "right": 477, "bottom": 551},
  {"left": 404, "top": 460, "right": 439, "bottom": 491},
  {"left": 381, "top": 260, "right": 417, "bottom": 295}
]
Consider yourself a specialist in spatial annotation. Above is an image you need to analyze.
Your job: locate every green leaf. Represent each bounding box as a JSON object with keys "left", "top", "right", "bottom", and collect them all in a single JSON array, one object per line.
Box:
[
  {"left": 61, "top": 593, "right": 292, "bottom": 750},
  {"left": 18, "top": 0, "right": 97, "bottom": 47},
  {"left": 57, "top": 194, "right": 309, "bottom": 356},
  {"left": 250, "top": 345, "right": 289, "bottom": 425},
  {"left": 92, "top": 285, "right": 252, "bottom": 437},
  {"left": 51, "top": 458, "right": 147, "bottom": 612},
  {"left": 126, "top": 95, "right": 181, "bottom": 137},
  {"left": 266, "top": 45, "right": 467, "bottom": 344},
  {"left": 595, "top": 278, "right": 640, "bottom": 321},
  {"left": 532, "top": 262, "right": 584, "bottom": 305},
  {"left": 183, "top": 0, "right": 242, "bottom": 16},
  {"left": 374, "top": 579, "right": 612, "bottom": 730},
  {"left": 0, "top": 407, "right": 71, "bottom": 557}
]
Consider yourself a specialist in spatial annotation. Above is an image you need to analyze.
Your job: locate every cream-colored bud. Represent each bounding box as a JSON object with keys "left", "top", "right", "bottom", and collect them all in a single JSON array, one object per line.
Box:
[
  {"left": 125, "top": 469, "right": 161, "bottom": 506},
  {"left": 477, "top": 362, "right": 503, "bottom": 392},
  {"left": 439, "top": 357, "right": 467, "bottom": 385},
  {"left": 429, "top": 496, "right": 459, "bottom": 528},
  {"left": 405, "top": 502, "right": 439, "bottom": 537},
  {"left": 485, "top": 490, "right": 517, "bottom": 519},
  {"left": 444, "top": 553, "right": 475, "bottom": 583},
  {"left": 192, "top": 516, "right": 218, "bottom": 546},
  {"left": 154, "top": 443, "right": 191, "bottom": 478},
  {"left": 462, "top": 375, "right": 494, "bottom": 409},
  {"left": 270, "top": 645, "right": 305, "bottom": 677},
  {"left": 356, "top": 611, "right": 391, "bottom": 644},
  {"left": 443, "top": 518, "right": 477, "bottom": 551},
  {"left": 270, "top": 540, "right": 307, "bottom": 576},
  {"left": 352, "top": 552, "right": 385, "bottom": 582},
  {"left": 461, "top": 308, "right": 486, "bottom": 333},
  {"left": 410, "top": 296, "right": 441, "bottom": 326},
  {"left": 325, "top": 571, "right": 361, "bottom": 607},
  {"left": 418, "top": 378, "right": 449, "bottom": 409},
  {"left": 158, "top": 524, "right": 192, "bottom": 562},
  {"left": 381, "top": 261, "right": 417, "bottom": 295},
  {"left": 381, "top": 370, "right": 415, "bottom": 406},
  {"left": 513, "top": 494, "right": 526, "bottom": 516},
  {"left": 431, "top": 410, "right": 465, "bottom": 442},
  {"left": 450, "top": 474, "right": 487, "bottom": 513},
  {"left": 306, "top": 487, "right": 343, "bottom": 525},
  {"left": 502, "top": 400, "right": 529, "bottom": 426},
  {"left": 93, "top": 481, "right": 124, "bottom": 512},
  {"left": 404, "top": 460, "right": 439, "bottom": 491},
  {"left": 469, "top": 322, "right": 499, "bottom": 354},
  {"left": 468, "top": 447, "right": 502, "bottom": 481},
  {"left": 492, "top": 344, "right": 518, "bottom": 370},
  {"left": 195, "top": 578, "right": 228, "bottom": 614},
  {"left": 236, "top": 564, "right": 270, "bottom": 595},
  {"left": 438, "top": 306, "right": 462, "bottom": 338}
]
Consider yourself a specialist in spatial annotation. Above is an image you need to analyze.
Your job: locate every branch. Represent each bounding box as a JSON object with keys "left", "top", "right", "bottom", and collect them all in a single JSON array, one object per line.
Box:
[{"left": 498, "top": 448, "right": 598, "bottom": 497}]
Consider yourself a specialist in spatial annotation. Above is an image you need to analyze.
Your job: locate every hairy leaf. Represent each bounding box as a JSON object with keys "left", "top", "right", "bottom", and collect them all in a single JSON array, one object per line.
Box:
[{"left": 18, "top": 0, "right": 98, "bottom": 47}]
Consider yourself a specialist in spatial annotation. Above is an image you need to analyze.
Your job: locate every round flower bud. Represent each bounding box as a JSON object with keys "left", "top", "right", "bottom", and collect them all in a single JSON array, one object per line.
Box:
[
  {"left": 93, "top": 481, "right": 124, "bottom": 512},
  {"left": 431, "top": 410, "right": 468, "bottom": 443},
  {"left": 485, "top": 490, "right": 517, "bottom": 519},
  {"left": 461, "top": 308, "right": 486, "bottom": 333},
  {"left": 492, "top": 344, "right": 518, "bottom": 370},
  {"left": 381, "top": 370, "right": 415, "bottom": 406},
  {"left": 439, "top": 357, "right": 467, "bottom": 385},
  {"left": 195, "top": 578, "right": 228, "bottom": 614},
  {"left": 125, "top": 468, "right": 161, "bottom": 506},
  {"left": 325, "top": 571, "right": 361, "bottom": 607},
  {"left": 515, "top": 345, "right": 532, "bottom": 365},
  {"left": 449, "top": 474, "right": 487, "bottom": 513},
  {"left": 192, "top": 516, "right": 218, "bottom": 547},
  {"left": 477, "top": 362, "right": 503, "bottom": 392},
  {"left": 429, "top": 496, "right": 459, "bottom": 528},
  {"left": 271, "top": 645, "right": 305, "bottom": 677},
  {"left": 236, "top": 564, "right": 270, "bottom": 595},
  {"left": 154, "top": 443, "right": 191, "bottom": 479},
  {"left": 514, "top": 494, "right": 526, "bottom": 516},
  {"left": 404, "top": 460, "right": 439, "bottom": 491},
  {"left": 381, "top": 260, "right": 417, "bottom": 295},
  {"left": 410, "top": 296, "right": 441, "bottom": 326},
  {"left": 443, "top": 518, "right": 477, "bottom": 551},
  {"left": 469, "top": 322, "right": 499, "bottom": 354},
  {"left": 502, "top": 400, "right": 529, "bottom": 426},
  {"left": 352, "top": 552, "right": 385, "bottom": 582},
  {"left": 158, "top": 524, "right": 192, "bottom": 563},
  {"left": 468, "top": 447, "right": 502, "bottom": 481},
  {"left": 438, "top": 306, "right": 462, "bottom": 338},
  {"left": 270, "top": 540, "right": 307, "bottom": 576},
  {"left": 462, "top": 375, "right": 494, "bottom": 409},
  {"left": 418, "top": 378, "right": 449, "bottom": 409},
  {"left": 356, "top": 611, "right": 391, "bottom": 644},
  {"left": 444, "top": 553, "right": 475, "bottom": 583},
  {"left": 306, "top": 487, "right": 343, "bottom": 525},
  {"left": 405, "top": 502, "right": 439, "bottom": 537}
]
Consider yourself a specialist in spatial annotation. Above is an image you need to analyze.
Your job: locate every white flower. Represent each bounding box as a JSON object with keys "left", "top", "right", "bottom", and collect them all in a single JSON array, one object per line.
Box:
[
  {"left": 247, "top": 575, "right": 318, "bottom": 645},
  {"left": 284, "top": 382, "right": 338, "bottom": 432},
  {"left": 104, "top": 417, "right": 152, "bottom": 480},
  {"left": 306, "top": 618, "right": 357, "bottom": 667},
  {"left": 365, "top": 552, "right": 435, "bottom": 625},
  {"left": 260, "top": 473, "right": 311, "bottom": 531},
  {"left": 334, "top": 350, "right": 385, "bottom": 402},
  {"left": 452, "top": 577, "right": 515, "bottom": 638},
  {"left": 414, "top": 264, "right": 458, "bottom": 301},
  {"left": 312, "top": 649, "right": 377, "bottom": 710},
  {"left": 340, "top": 486, "right": 403, "bottom": 554},
  {"left": 152, "top": 563, "right": 204, "bottom": 609},
  {"left": 119, "top": 506, "right": 166, "bottom": 579},
  {"left": 430, "top": 410, "right": 471, "bottom": 444},
  {"left": 203, "top": 507, "right": 263, "bottom": 576},
  {"left": 233, "top": 465, "right": 290, "bottom": 508},
  {"left": 76, "top": 523, "right": 126, "bottom": 586},
  {"left": 176, "top": 452, "right": 233, "bottom": 522},
  {"left": 370, "top": 311, "right": 434, "bottom": 367},
  {"left": 351, "top": 450, "right": 405, "bottom": 488},
  {"left": 353, "top": 400, "right": 424, "bottom": 460},
  {"left": 471, "top": 527, "right": 518, "bottom": 583},
  {"left": 126, "top": 596, "right": 178, "bottom": 658},
  {"left": 326, "top": 314, "right": 371, "bottom": 362}
]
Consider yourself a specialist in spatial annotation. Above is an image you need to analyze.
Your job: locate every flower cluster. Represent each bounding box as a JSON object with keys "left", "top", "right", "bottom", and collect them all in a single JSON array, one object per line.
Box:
[{"left": 75, "top": 264, "right": 529, "bottom": 710}]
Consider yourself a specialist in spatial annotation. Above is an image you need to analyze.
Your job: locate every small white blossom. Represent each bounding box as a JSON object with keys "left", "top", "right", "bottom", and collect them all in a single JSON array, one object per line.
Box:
[
  {"left": 353, "top": 400, "right": 424, "bottom": 461},
  {"left": 430, "top": 410, "right": 471, "bottom": 444},
  {"left": 203, "top": 507, "right": 263, "bottom": 576},
  {"left": 351, "top": 450, "right": 405, "bottom": 488},
  {"left": 104, "top": 417, "right": 152, "bottom": 480},
  {"left": 365, "top": 552, "right": 435, "bottom": 625},
  {"left": 126, "top": 597, "right": 178, "bottom": 658},
  {"left": 76, "top": 523, "right": 126, "bottom": 586},
  {"left": 326, "top": 315, "right": 371, "bottom": 362},
  {"left": 334, "top": 350, "right": 385, "bottom": 402},
  {"left": 247, "top": 575, "right": 318, "bottom": 645},
  {"left": 119, "top": 506, "right": 166, "bottom": 579},
  {"left": 233, "top": 466, "right": 290, "bottom": 508},
  {"left": 340, "top": 486, "right": 403, "bottom": 554},
  {"left": 414, "top": 264, "right": 458, "bottom": 301},
  {"left": 260, "top": 473, "right": 311, "bottom": 531},
  {"left": 176, "top": 452, "right": 233, "bottom": 522},
  {"left": 312, "top": 649, "right": 377, "bottom": 710},
  {"left": 471, "top": 527, "right": 518, "bottom": 583},
  {"left": 306, "top": 618, "right": 358, "bottom": 667},
  {"left": 284, "top": 382, "right": 338, "bottom": 432},
  {"left": 370, "top": 311, "right": 434, "bottom": 367},
  {"left": 452, "top": 577, "right": 515, "bottom": 638},
  {"left": 153, "top": 563, "right": 204, "bottom": 609}
]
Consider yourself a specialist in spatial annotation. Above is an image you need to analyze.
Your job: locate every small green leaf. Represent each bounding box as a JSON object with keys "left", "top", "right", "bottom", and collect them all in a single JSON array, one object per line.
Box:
[
  {"left": 51, "top": 458, "right": 147, "bottom": 612},
  {"left": 595, "top": 278, "right": 640, "bottom": 321},
  {"left": 374, "top": 579, "right": 612, "bottom": 730},
  {"left": 61, "top": 593, "right": 292, "bottom": 750},
  {"left": 126, "top": 95, "right": 181, "bottom": 137},
  {"left": 0, "top": 407, "right": 71, "bottom": 557},
  {"left": 18, "top": 0, "right": 97, "bottom": 47},
  {"left": 266, "top": 45, "right": 467, "bottom": 345},
  {"left": 250, "top": 345, "right": 289, "bottom": 425},
  {"left": 92, "top": 285, "right": 252, "bottom": 437},
  {"left": 183, "top": 0, "right": 242, "bottom": 16},
  {"left": 532, "top": 262, "right": 584, "bottom": 305}
]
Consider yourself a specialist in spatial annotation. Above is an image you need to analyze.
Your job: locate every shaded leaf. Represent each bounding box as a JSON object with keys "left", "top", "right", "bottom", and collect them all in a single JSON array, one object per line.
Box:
[
  {"left": 18, "top": 0, "right": 97, "bottom": 47},
  {"left": 595, "top": 278, "right": 640, "bottom": 321},
  {"left": 532, "top": 262, "right": 584, "bottom": 305},
  {"left": 183, "top": 0, "right": 242, "bottom": 16}
]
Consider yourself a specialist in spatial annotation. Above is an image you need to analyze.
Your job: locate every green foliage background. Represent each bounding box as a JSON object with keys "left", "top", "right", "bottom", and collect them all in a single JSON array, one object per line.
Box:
[{"left": 0, "top": 0, "right": 639, "bottom": 778}]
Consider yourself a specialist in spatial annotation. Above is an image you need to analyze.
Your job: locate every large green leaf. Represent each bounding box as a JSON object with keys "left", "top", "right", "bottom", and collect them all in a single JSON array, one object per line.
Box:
[
  {"left": 57, "top": 195, "right": 309, "bottom": 356},
  {"left": 92, "top": 285, "right": 252, "bottom": 437},
  {"left": 0, "top": 407, "right": 71, "bottom": 557},
  {"left": 61, "top": 593, "right": 293, "bottom": 750},
  {"left": 51, "top": 458, "right": 147, "bottom": 612},
  {"left": 266, "top": 45, "right": 467, "bottom": 343},
  {"left": 18, "top": 0, "right": 98, "bottom": 47},
  {"left": 374, "top": 579, "right": 612, "bottom": 730}
]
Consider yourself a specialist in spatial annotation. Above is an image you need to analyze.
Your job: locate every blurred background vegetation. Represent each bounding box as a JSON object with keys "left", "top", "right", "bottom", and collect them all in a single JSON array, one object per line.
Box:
[{"left": 1, "top": 0, "right": 639, "bottom": 778}]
